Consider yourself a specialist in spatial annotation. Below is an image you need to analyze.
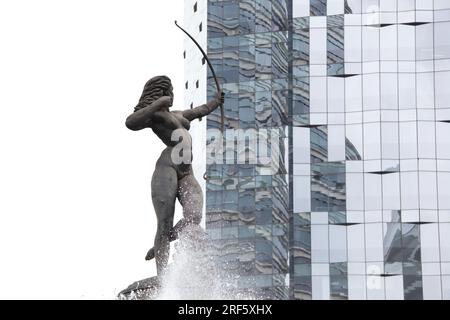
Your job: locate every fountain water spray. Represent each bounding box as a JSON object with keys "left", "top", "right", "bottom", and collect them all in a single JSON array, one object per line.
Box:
[{"left": 156, "top": 224, "right": 256, "bottom": 300}]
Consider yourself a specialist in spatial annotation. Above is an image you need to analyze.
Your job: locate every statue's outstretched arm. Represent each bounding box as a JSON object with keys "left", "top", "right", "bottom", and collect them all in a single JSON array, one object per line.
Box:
[
  {"left": 182, "top": 92, "right": 224, "bottom": 121},
  {"left": 125, "top": 96, "right": 172, "bottom": 131}
]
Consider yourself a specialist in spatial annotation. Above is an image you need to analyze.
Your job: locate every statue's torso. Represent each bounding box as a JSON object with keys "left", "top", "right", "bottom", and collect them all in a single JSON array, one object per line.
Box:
[
  {"left": 151, "top": 110, "right": 193, "bottom": 178},
  {"left": 151, "top": 110, "right": 191, "bottom": 147}
]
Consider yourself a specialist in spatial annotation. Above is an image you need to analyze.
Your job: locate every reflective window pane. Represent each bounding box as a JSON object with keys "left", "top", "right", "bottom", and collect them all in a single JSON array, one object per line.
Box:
[
  {"left": 311, "top": 225, "right": 329, "bottom": 263},
  {"left": 437, "top": 123, "right": 450, "bottom": 159},
  {"left": 400, "top": 122, "right": 418, "bottom": 159},
  {"left": 420, "top": 224, "right": 440, "bottom": 262},
  {"left": 345, "top": 75, "right": 363, "bottom": 112},
  {"left": 364, "top": 122, "right": 381, "bottom": 160},
  {"left": 348, "top": 224, "right": 365, "bottom": 261},
  {"left": 399, "top": 73, "right": 416, "bottom": 109},
  {"left": 312, "top": 275, "right": 330, "bottom": 300},
  {"left": 310, "top": 77, "right": 327, "bottom": 112},
  {"left": 435, "top": 22, "right": 450, "bottom": 59},
  {"left": 422, "top": 276, "right": 443, "bottom": 300},
  {"left": 438, "top": 173, "right": 450, "bottom": 210},
  {"left": 330, "top": 225, "right": 347, "bottom": 263},
  {"left": 401, "top": 172, "right": 419, "bottom": 210},
  {"left": 362, "top": 26, "right": 379, "bottom": 61},
  {"left": 365, "top": 223, "right": 384, "bottom": 262},
  {"left": 328, "top": 125, "right": 346, "bottom": 161},
  {"left": 293, "top": 0, "right": 310, "bottom": 18},
  {"left": 440, "top": 223, "right": 450, "bottom": 261},
  {"left": 380, "top": 25, "right": 397, "bottom": 61},
  {"left": 310, "top": 28, "right": 327, "bottom": 64},
  {"left": 419, "top": 172, "right": 438, "bottom": 210},
  {"left": 435, "top": 71, "right": 450, "bottom": 108},
  {"left": 398, "top": 25, "right": 415, "bottom": 61},
  {"left": 416, "top": 23, "right": 434, "bottom": 61},
  {"left": 365, "top": 174, "right": 382, "bottom": 210},
  {"left": 385, "top": 275, "right": 404, "bottom": 300},
  {"left": 381, "top": 122, "right": 399, "bottom": 159},
  {"left": 381, "top": 73, "right": 398, "bottom": 109},
  {"left": 417, "top": 72, "right": 435, "bottom": 108},
  {"left": 382, "top": 173, "right": 401, "bottom": 210},
  {"left": 294, "top": 176, "right": 311, "bottom": 212}
]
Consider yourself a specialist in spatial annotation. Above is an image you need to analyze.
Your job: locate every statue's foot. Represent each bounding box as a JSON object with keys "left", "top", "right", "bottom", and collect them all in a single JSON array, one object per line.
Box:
[
  {"left": 144, "top": 230, "right": 178, "bottom": 261},
  {"left": 145, "top": 247, "right": 155, "bottom": 261}
]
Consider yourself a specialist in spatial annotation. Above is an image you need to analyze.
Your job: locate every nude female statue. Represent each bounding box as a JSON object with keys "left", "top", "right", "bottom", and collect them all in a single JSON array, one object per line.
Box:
[{"left": 125, "top": 75, "right": 224, "bottom": 276}]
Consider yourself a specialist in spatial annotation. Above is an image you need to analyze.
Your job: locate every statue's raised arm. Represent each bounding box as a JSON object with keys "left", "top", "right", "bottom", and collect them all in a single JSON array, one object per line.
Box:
[
  {"left": 125, "top": 96, "right": 172, "bottom": 131},
  {"left": 182, "top": 92, "right": 224, "bottom": 121}
]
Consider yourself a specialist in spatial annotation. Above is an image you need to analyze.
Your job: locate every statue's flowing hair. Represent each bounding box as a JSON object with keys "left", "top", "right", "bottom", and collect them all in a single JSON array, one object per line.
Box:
[{"left": 134, "top": 75, "right": 172, "bottom": 112}]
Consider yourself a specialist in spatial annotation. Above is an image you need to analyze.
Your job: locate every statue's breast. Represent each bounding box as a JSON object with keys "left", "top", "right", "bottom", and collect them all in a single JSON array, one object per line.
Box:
[{"left": 172, "top": 111, "right": 190, "bottom": 130}]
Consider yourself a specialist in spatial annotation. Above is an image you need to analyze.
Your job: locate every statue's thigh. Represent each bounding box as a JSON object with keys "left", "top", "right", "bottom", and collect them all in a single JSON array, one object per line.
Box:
[
  {"left": 151, "top": 164, "right": 178, "bottom": 217},
  {"left": 177, "top": 174, "right": 203, "bottom": 218}
]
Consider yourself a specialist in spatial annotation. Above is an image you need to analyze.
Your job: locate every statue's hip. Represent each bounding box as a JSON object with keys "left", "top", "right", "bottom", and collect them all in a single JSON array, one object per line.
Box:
[{"left": 157, "top": 147, "right": 192, "bottom": 179}]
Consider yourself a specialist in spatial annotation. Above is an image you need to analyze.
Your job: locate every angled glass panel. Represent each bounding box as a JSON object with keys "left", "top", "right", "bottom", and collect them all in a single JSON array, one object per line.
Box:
[
  {"left": 293, "top": 176, "right": 311, "bottom": 212},
  {"left": 363, "top": 122, "right": 381, "bottom": 160},
  {"left": 311, "top": 225, "right": 329, "bottom": 263},
  {"left": 398, "top": 25, "right": 415, "bottom": 61},
  {"left": 346, "top": 173, "right": 364, "bottom": 210},
  {"left": 422, "top": 276, "right": 443, "bottom": 300},
  {"left": 310, "top": 0, "right": 327, "bottom": 16},
  {"left": 310, "top": 77, "right": 327, "bottom": 113},
  {"left": 382, "top": 173, "right": 401, "bottom": 210},
  {"left": 329, "top": 225, "right": 347, "bottom": 263},
  {"left": 293, "top": 0, "right": 310, "bottom": 18},
  {"left": 417, "top": 72, "right": 435, "bottom": 109},
  {"left": 435, "top": 22, "right": 450, "bottom": 60},
  {"left": 435, "top": 71, "right": 450, "bottom": 108},
  {"left": 364, "top": 173, "right": 382, "bottom": 210},
  {"left": 365, "top": 223, "right": 384, "bottom": 262},
  {"left": 271, "top": 0, "right": 288, "bottom": 32},
  {"left": 399, "top": 73, "right": 416, "bottom": 109},
  {"left": 362, "top": 26, "right": 379, "bottom": 62},
  {"left": 328, "top": 26, "right": 345, "bottom": 64},
  {"left": 383, "top": 222, "right": 403, "bottom": 263},
  {"left": 223, "top": 0, "right": 239, "bottom": 36},
  {"left": 416, "top": 23, "right": 433, "bottom": 61},
  {"left": 399, "top": 122, "right": 418, "bottom": 159},
  {"left": 420, "top": 223, "right": 440, "bottom": 262},
  {"left": 345, "top": 75, "right": 362, "bottom": 112},
  {"left": 344, "top": 26, "right": 362, "bottom": 62},
  {"left": 312, "top": 275, "right": 330, "bottom": 300},
  {"left": 385, "top": 275, "right": 404, "bottom": 300},
  {"left": 439, "top": 223, "right": 450, "bottom": 261},
  {"left": 348, "top": 275, "right": 367, "bottom": 300},
  {"left": 239, "top": 0, "right": 256, "bottom": 34},
  {"left": 345, "top": 124, "right": 363, "bottom": 161},
  {"left": 255, "top": 0, "right": 272, "bottom": 33},
  {"left": 380, "top": 25, "right": 397, "bottom": 61},
  {"left": 310, "top": 28, "right": 327, "bottom": 64},
  {"left": 347, "top": 224, "right": 365, "bottom": 262},
  {"left": 419, "top": 172, "right": 438, "bottom": 210},
  {"left": 381, "top": 122, "right": 399, "bottom": 159},
  {"left": 437, "top": 122, "right": 450, "bottom": 159}
]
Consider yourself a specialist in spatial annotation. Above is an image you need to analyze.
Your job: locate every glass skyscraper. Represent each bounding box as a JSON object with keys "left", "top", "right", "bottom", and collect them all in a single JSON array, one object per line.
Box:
[{"left": 184, "top": 0, "right": 450, "bottom": 300}]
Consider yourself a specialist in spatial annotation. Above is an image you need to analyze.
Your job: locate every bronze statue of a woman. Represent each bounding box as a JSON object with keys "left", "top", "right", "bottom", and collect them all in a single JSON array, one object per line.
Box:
[{"left": 125, "top": 75, "right": 224, "bottom": 276}]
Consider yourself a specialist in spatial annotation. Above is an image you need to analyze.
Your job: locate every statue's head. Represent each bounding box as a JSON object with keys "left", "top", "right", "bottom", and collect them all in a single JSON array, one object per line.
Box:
[{"left": 135, "top": 75, "right": 173, "bottom": 112}]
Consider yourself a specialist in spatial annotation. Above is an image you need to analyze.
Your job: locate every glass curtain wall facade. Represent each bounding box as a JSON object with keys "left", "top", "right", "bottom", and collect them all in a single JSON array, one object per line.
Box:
[{"left": 184, "top": 0, "right": 450, "bottom": 299}]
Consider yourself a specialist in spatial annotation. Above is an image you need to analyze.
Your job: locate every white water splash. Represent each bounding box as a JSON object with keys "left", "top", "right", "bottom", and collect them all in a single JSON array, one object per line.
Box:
[{"left": 156, "top": 224, "right": 256, "bottom": 300}]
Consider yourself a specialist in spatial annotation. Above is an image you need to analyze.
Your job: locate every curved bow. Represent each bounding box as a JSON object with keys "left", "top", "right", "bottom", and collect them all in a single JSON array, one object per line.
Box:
[{"left": 175, "top": 20, "right": 224, "bottom": 132}]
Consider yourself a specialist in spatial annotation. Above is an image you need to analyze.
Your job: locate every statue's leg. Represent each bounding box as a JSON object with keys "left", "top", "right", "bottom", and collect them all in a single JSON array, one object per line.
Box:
[
  {"left": 171, "top": 173, "right": 203, "bottom": 239},
  {"left": 149, "top": 163, "right": 178, "bottom": 276}
]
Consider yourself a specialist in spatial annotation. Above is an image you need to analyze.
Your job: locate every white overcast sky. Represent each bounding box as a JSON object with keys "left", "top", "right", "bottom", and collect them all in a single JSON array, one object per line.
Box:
[{"left": 0, "top": 0, "right": 186, "bottom": 299}]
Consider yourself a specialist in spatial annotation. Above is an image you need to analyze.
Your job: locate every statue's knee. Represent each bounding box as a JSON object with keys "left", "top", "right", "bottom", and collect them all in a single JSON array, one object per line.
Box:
[
  {"left": 190, "top": 214, "right": 201, "bottom": 225},
  {"left": 153, "top": 195, "right": 167, "bottom": 207}
]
